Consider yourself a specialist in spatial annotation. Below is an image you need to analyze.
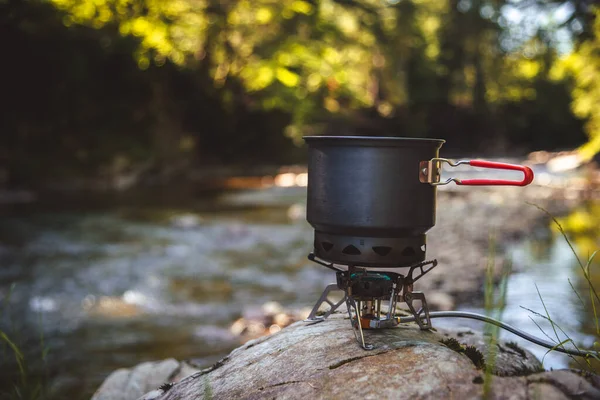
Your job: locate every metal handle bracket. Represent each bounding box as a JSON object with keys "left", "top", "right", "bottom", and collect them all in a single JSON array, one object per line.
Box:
[{"left": 419, "top": 158, "right": 534, "bottom": 186}]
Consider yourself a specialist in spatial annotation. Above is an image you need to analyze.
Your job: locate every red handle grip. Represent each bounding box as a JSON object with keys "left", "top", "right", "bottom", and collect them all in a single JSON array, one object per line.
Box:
[{"left": 457, "top": 160, "right": 534, "bottom": 186}]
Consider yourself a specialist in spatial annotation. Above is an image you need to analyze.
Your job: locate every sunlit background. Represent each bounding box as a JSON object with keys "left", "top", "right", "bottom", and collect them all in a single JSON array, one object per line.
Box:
[{"left": 1, "top": 0, "right": 600, "bottom": 398}]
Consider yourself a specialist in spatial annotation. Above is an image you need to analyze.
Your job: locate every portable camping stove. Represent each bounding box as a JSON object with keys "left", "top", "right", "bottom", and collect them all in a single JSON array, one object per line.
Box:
[
  {"left": 305, "top": 253, "right": 437, "bottom": 350},
  {"left": 302, "top": 136, "right": 534, "bottom": 350}
]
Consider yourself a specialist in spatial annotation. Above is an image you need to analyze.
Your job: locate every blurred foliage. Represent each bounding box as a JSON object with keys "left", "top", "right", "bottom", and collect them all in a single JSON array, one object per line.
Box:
[
  {"left": 557, "top": 202, "right": 600, "bottom": 257},
  {"left": 555, "top": 6, "right": 600, "bottom": 161},
  {"left": 553, "top": 203, "right": 600, "bottom": 367},
  {"left": 0, "top": 0, "right": 598, "bottom": 186}
]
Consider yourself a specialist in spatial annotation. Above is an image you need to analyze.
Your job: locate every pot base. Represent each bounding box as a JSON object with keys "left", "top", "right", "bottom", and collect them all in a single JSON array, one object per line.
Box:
[{"left": 313, "top": 231, "right": 426, "bottom": 268}]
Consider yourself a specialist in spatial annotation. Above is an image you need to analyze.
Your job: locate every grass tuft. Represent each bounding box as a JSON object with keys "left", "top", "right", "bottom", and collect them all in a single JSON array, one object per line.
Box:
[
  {"left": 482, "top": 233, "right": 511, "bottom": 397},
  {"left": 0, "top": 282, "right": 50, "bottom": 400},
  {"left": 527, "top": 203, "right": 600, "bottom": 336},
  {"left": 524, "top": 203, "right": 600, "bottom": 373}
]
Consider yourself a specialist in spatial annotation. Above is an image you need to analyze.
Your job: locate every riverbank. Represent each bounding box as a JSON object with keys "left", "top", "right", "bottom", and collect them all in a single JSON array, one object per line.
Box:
[
  {"left": 0, "top": 162, "right": 593, "bottom": 399},
  {"left": 93, "top": 314, "right": 600, "bottom": 400},
  {"left": 89, "top": 178, "right": 600, "bottom": 398},
  {"left": 226, "top": 181, "right": 575, "bottom": 344},
  {"left": 425, "top": 183, "right": 572, "bottom": 306}
]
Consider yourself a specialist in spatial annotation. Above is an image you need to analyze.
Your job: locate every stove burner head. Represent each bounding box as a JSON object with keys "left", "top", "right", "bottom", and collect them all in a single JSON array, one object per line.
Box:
[
  {"left": 305, "top": 254, "right": 438, "bottom": 350},
  {"left": 345, "top": 272, "right": 394, "bottom": 299}
]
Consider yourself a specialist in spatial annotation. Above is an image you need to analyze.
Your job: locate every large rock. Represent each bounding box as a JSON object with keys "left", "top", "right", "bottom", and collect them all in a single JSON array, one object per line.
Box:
[{"left": 93, "top": 314, "right": 600, "bottom": 400}]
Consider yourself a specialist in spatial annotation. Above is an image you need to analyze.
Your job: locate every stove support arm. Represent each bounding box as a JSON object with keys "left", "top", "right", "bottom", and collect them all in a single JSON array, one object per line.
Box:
[{"left": 304, "top": 284, "right": 347, "bottom": 322}]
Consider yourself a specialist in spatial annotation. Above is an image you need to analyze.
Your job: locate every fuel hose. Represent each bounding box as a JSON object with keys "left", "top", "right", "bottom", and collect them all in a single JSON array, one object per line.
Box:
[{"left": 399, "top": 311, "right": 597, "bottom": 358}]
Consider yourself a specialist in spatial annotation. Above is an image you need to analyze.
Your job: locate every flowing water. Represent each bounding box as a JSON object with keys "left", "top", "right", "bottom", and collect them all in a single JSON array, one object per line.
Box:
[
  {"left": 438, "top": 232, "right": 600, "bottom": 370},
  {"left": 0, "top": 184, "right": 598, "bottom": 398},
  {"left": 0, "top": 187, "right": 324, "bottom": 398}
]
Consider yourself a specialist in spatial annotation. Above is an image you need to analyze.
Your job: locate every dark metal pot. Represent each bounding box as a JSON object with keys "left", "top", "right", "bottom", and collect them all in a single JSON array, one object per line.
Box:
[{"left": 304, "top": 136, "right": 533, "bottom": 267}]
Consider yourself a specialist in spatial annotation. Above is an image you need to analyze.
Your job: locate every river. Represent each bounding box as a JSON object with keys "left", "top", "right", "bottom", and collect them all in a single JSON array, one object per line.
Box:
[{"left": 0, "top": 180, "right": 598, "bottom": 398}]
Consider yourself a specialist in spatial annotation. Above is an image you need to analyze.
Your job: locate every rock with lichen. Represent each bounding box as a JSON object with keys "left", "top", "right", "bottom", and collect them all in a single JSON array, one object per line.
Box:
[{"left": 92, "top": 313, "right": 600, "bottom": 400}]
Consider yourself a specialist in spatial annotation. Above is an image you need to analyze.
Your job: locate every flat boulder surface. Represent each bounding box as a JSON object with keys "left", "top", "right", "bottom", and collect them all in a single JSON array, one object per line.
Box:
[{"left": 94, "top": 314, "right": 600, "bottom": 400}]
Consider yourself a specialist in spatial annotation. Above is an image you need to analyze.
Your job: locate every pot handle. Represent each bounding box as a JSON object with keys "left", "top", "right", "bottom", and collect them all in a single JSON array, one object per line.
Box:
[{"left": 419, "top": 158, "right": 534, "bottom": 186}]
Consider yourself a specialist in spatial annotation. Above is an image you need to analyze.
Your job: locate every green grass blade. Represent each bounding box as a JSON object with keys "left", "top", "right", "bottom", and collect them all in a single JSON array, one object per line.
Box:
[
  {"left": 524, "top": 307, "right": 585, "bottom": 353},
  {"left": 1, "top": 283, "right": 16, "bottom": 315},
  {"left": 0, "top": 330, "right": 26, "bottom": 387},
  {"left": 531, "top": 202, "right": 600, "bottom": 307},
  {"left": 585, "top": 250, "right": 598, "bottom": 276},
  {"left": 541, "top": 338, "right": 580, "bottom": 367},
  {"left": 527, "top": 203, "right": 584, "bottom": 268},
  {"left": 543, "top": 338, "right": 573, "bottom": 359},
  {"left": 535, "top": 283, "right": 565, "bottom": 346},
  {"left": 568, "top": 278, "right": 586, "bottom": 307},
  {"left": 526, "top": 314, "right": 558, "bottom": 344},
  {"left": 528, "top": 203, "right": 600, "bottom": 342},
  {"left": 589, "top": 285, "right": 600, "bottom": 336},
  {"left": 583, "top": 253, "right": 600, "bottom": 335}
]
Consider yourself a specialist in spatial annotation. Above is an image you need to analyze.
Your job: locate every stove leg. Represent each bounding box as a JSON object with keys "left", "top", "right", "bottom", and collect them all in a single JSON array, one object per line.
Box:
[
  {"left": 404, "top": 291, "right": 432, "bottom": 330},
  {"left": 346, "top": 297, "right": 374, "bottom": 350},
  {"left": 304, "top": 284, "right": 346, "bottom": 322}
]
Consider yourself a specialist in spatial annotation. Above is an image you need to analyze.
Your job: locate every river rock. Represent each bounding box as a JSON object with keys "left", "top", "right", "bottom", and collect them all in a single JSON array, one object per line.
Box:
[
  {"left": 92, "top": 358, "right": 199, "bottom": 400},
  {"left": 93, "top": 313, "right": 599, "bottom": 400}
]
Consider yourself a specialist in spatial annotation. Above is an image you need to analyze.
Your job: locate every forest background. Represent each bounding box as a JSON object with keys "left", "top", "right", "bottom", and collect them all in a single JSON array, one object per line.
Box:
[{"left": 2, "top": 0, "right": 600, "bottom": 187}]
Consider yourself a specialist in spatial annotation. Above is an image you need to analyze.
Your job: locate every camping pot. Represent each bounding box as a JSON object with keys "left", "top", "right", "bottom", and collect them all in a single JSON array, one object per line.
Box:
[{"left": 304, "top": 136, "right": 534, "bottom": 267}]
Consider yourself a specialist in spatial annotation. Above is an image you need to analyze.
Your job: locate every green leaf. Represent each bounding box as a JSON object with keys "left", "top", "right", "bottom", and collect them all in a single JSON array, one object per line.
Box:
[{"left": 276, "top": 67, "right": 300, "bottom": 87}]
